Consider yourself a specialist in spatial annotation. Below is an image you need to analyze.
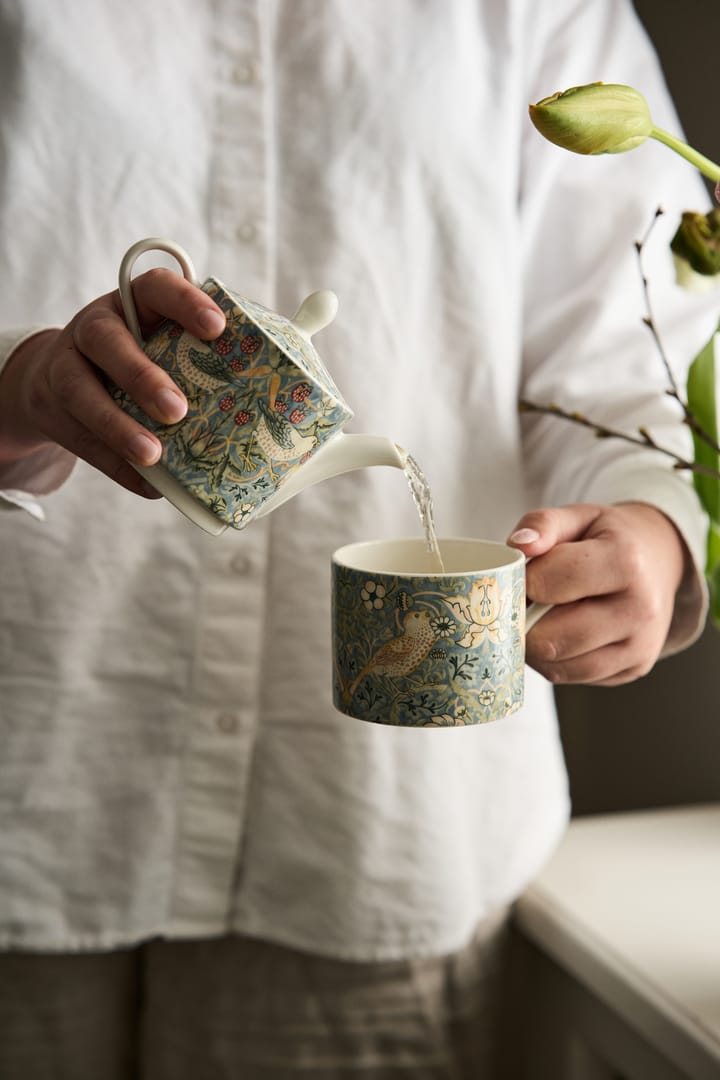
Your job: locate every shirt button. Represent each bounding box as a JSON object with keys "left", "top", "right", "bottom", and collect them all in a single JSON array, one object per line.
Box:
[
  {"left": 216, "top": 713, "right": 239, "bottom": 735},
  {"left": 232, "top": 58, "right": 260, "bottom": 85},
  {"left": 236, "top": 220, "right": 258, "bottom": 244},
  {"left": 230, "top": 553, "right": 252, "bottom": 574}
]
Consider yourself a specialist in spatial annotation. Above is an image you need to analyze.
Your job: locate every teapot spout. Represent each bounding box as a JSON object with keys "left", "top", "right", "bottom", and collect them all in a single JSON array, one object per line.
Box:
[{"left": 256, "top": 433, "right": 408, "bottom": 517}]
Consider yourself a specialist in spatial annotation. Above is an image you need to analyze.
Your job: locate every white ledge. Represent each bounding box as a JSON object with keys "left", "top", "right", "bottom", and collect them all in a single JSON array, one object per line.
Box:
[{"left": 515, "top": 803, "right": 720, "bottom": 1079}]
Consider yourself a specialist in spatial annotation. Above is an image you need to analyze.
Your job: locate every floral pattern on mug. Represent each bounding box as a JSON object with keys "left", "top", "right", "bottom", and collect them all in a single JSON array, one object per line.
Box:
[
  {"left": 444, "top": 576, "right": 510, "bottom": 646},
  {"left": 332, "top": 564, "right": 526, "bottom": 727}
]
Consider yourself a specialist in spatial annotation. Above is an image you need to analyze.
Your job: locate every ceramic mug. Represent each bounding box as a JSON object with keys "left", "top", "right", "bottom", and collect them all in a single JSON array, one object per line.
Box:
[
  {"left": 332, "top": 537, "right": 550, "bottom": 727},
  {"left": 114, "top": 238, "right": 405, "bottom": 535}
]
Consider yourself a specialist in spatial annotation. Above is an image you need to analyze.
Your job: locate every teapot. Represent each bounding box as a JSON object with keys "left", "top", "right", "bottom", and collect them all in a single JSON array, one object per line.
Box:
[{"left": 116, "top": 238, "right": 407, "bottom": 535}]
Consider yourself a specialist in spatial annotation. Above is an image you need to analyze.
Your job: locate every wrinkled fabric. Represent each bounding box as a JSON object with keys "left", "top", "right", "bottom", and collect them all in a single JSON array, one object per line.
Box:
[
  {"left": 0, "top": 0, "right": 716, "bottom": 959},
  {"left": 0, "top": 912, "right": 511, "bottom": 1077}
]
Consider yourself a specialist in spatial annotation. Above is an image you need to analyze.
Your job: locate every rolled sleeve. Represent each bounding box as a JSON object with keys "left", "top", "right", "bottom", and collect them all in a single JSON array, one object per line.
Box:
[{"left": 0, "top": 326, "right": 75, "bottom": 514}]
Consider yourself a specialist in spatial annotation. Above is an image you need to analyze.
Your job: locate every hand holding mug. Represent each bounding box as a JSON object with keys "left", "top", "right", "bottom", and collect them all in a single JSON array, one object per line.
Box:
[{"left": 507, "top": 502, "right": 688, "bottom": 686}]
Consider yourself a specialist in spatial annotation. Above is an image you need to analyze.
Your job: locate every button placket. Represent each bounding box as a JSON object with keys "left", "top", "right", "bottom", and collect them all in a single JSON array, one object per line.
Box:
[
  {"left": 166, "top": 719, "right": 256, "bottom": 936},
  {"left": 167, "top": 523, "right": 269, "bottom": 931},
  {"left": 206, "top": 0, "right": 273, "bottom": 300},
  {"left": 167, "top": 0, "right": 275, "bottom": 933}
]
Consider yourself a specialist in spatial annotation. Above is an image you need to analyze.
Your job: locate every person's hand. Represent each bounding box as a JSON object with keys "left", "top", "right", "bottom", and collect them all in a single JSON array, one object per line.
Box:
[
  {"left": 507, "top": 502, "right": 687, "bottom": 686},
  {"left": 0, "top": 269, "right": 226, "bottom": 497}
]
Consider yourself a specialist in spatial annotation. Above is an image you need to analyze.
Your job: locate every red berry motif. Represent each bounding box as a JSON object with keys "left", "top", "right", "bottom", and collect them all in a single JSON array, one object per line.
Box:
[
  {"left": 234, "top": 410, "right": 252, "bottom": 426},
  {"left": 240, "top": 334, "right": 262, "bottom": 355},
  {"left": 169, "top": 324, "right": 183, "bottom": 338},
  {"left": 218, "top": 394, "right": 234, "bottom": 412},
  {"left": 289, "top": 408, "right": 305, "bottom": 424},
  {"left": 229, "top": 357, "right": 248, "bottom": 372},
  {"left": 291, "top": 382, "right": 311, "bottom": 403},
  {"left": 300, "top": 451, "right": 313, "bottom": 463},
  {"left": 214, "top": 334, "right": 233, "bottom": 355},
  {"left": 274, "top": 398, "right": 287, "bottom": 413}
]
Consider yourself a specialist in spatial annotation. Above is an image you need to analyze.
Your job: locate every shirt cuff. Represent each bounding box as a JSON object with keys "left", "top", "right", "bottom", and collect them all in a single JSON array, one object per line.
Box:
[
  {"left": 0, "top": 326, "right": 75, "bottom": 515},
  {"left": 0, "top": 326, "right": 52, "bottom": 376},
  {"left": 0, "top": 488, "right": 46, "bottom": 520},
  {"left": 582, "top": 463, "right": 709, "bottom": 655}
]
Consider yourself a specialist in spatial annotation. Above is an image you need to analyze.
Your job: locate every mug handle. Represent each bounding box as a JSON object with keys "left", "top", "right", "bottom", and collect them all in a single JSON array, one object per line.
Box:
[
  {"left": 118, "top": 237, "right": 199, "bottom": 345},
  {"left": 525, "top": 602, "right": 552, "bottom": 632}
]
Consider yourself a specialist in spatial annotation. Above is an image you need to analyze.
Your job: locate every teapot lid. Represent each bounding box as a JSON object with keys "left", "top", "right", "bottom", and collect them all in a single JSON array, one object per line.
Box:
[{"left": 221, "top": 285, "right": 348, "bottom": 409}]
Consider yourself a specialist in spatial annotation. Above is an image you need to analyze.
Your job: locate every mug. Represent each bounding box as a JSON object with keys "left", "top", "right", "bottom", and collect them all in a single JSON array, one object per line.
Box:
[{"left": 332, "top": 537, "right": 550, "bottom": 727}]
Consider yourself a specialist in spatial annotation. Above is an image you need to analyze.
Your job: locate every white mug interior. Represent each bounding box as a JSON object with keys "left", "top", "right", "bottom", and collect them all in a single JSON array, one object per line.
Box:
[
  {"left": 332, "top": 537, "right": 551, "bottom": 630},
  {"left": 332, "top": 537, "right": 525, "bottom": 576}
]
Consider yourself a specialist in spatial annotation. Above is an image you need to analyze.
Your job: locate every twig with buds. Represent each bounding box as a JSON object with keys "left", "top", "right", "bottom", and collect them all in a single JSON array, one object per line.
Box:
[
  {"left": 520, "top": 210, "right": 720, "bottom": 479},
  {"left": 517, "top": 399, "right": 720, "bottom": 480},
  {"left": 636, "top": 209, "right": 720, "bottom": 457}
]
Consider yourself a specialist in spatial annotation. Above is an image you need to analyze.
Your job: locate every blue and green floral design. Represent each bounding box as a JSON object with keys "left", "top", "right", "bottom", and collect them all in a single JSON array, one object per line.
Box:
[
  {"left": 332, "top": 564, "right": 527, "bottom": 727},
  {"left": 111, "top": 279, "right": 352, "bottom": 528}
]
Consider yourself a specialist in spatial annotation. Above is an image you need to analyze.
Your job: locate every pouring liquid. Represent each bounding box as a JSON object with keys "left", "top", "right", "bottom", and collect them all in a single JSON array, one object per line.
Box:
[{"left": 403, "top": 454, "right": 446, "bottom": 573}]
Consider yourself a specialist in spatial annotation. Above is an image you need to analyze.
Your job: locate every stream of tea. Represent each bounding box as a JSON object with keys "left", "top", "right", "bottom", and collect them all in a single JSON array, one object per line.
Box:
[{"left": 403, "top": 454, "right": 446, "bottom": 573}]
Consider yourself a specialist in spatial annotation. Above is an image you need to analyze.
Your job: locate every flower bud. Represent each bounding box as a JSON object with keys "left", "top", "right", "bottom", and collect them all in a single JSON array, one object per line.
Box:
[
  {"left": 671, "top": 209, "right": 720, "bottom": 293},
  {"left": 529, "top": 83, "right": 653, "bottom": 155}
]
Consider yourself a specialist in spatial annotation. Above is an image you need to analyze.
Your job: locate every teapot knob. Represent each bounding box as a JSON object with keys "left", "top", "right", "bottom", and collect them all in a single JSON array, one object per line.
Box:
[{"left": 291, "top": 290, "right": 339, "bottom": 339}]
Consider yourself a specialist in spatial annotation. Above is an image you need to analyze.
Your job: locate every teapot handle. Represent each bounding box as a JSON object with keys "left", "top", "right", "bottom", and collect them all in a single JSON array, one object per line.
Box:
[{"left": 118, "top": 237, "right": 199, "bottom": 345}]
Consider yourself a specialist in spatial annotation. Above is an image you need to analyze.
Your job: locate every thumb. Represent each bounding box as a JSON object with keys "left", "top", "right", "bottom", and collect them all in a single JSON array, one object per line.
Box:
[{"left": 507, "top": 504, "right": 604, "bottom": 556}]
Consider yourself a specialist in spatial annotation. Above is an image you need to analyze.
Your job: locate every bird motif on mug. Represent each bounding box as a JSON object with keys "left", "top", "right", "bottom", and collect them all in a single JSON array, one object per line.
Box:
[{"left": 346, "top": 609, "right": 436, "bottom": 702}]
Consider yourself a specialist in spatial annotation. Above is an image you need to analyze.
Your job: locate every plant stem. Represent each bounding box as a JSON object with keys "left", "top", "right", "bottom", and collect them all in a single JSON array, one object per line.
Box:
[
  {"left": 650, "top": 126, "right": 720, "bottom": 183},
  {"left": 518, "top": 399, "right": 720, "bottom": 480},
  {"left": 520, "top": 217, "right": 720, "bottom": 498},
  {"left": 635, "top": 211, "right": 683, "bottom": 400},
  {"left": 636, "top": 212, "right": 720, "bottom": 457}
]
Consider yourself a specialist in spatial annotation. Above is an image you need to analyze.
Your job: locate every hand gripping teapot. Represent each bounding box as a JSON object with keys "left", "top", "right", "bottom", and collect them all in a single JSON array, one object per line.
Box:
[{"left": 117, "top": 238, "right": 407, "bottom": 535}]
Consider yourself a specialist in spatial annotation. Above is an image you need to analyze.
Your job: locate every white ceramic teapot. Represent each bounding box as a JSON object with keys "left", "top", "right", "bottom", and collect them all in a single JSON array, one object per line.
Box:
[{"left": 116, "top": 238, "right": 407, "bottom": 535}]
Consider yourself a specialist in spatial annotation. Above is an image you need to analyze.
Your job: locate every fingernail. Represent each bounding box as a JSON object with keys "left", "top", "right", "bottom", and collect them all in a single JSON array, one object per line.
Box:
[
  {"left": 197, "top": 308, "right": 226, "bottom": 336},
  {"left": 509, "top": 528, "right": 540, "bottom": 544},
  {"left": 127, "top": 431, "right": 161, "bottom": 466},
  {"left": 156, "top": 388, "right": 187, "bottom": 423}
]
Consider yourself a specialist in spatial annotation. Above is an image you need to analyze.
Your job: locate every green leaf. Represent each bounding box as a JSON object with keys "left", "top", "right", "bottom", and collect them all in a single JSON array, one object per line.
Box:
[
  {"left": 686, "top": 325, "right": 720, "bottom": 522},
  {"left": 707, "top": 520, "right": 720, "bottom": 627}
]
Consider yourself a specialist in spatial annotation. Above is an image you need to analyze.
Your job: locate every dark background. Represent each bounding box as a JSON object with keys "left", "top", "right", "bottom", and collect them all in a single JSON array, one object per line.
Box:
[{"left": 557, "top": 0, "right": 720, "bottom": 816}]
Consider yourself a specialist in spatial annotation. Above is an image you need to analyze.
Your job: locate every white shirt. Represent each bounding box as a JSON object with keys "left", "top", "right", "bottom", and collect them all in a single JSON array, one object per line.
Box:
[{"left": 0, "top": 0, "right": 715, "bottom": 959}]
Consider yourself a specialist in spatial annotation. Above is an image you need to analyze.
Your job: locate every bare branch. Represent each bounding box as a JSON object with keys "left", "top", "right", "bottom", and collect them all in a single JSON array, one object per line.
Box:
[
  {"left": 519, "top": 398, "right": 720, "bottom": 480},
  {"left": 636, "top": 209, "right": 720, "bottom": 457}
]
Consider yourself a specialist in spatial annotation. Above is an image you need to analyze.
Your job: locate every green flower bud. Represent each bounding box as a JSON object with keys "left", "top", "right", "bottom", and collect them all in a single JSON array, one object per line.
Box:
[
  {"left": 671, "top": 209, "right": 720, "bottom": 293},
  {"left": 529, "top": 82, "right": 653, "bottom": 155},
  {"left": 530, "top": 82, "right": 720, "bottom": 184}
]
